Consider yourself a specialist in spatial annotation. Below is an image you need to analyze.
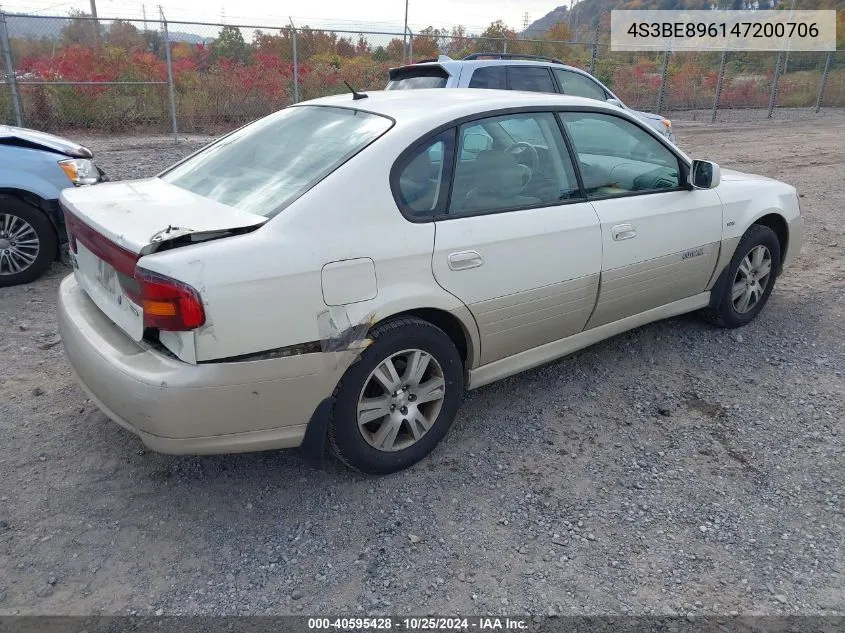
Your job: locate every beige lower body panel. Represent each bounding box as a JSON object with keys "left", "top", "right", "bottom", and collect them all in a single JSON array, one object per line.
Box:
[
  {"left": 471, "top": 274, "right": 600, "bottom": 365},
  {"left": 585, "top": 243, "right": 719, "bottom": 329},
  {"left": 468, "top": 291, "right": 711, "bottom": 390},
  {"left": 58, "top": 275, "right": 346, "bottom": 455}
]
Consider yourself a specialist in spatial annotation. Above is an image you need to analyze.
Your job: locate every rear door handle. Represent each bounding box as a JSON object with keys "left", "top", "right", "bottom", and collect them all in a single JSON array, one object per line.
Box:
[
  {"left": 448, "top": 250, "right": 483, "bottom": 271},
  {"left": 611, "top": 224, "right": 637, "bottom": 241}
]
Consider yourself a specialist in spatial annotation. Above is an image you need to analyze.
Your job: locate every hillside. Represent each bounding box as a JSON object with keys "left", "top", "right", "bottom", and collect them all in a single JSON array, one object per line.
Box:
[{"left": 4, "top": 13, "right": 207, "bottom": 44}]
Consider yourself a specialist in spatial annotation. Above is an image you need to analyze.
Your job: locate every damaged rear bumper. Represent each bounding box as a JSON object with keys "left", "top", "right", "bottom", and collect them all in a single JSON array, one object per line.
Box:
[{"left": 58, "top": 275, "right": 348, "bottom": 455}]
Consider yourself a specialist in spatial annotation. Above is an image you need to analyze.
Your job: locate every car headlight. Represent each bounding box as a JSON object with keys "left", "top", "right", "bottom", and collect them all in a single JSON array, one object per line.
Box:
[{"left": 58, "top": 158, "right": 101, "bottom": 185}]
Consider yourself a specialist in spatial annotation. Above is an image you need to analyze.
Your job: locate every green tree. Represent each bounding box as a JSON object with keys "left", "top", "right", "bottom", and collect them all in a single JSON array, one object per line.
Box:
[
  {"left": 372, "top": 45, "right": 389, "bottom": 61},
  {"left": 213, "top": 25, "right": 249, "bottom": 63}
]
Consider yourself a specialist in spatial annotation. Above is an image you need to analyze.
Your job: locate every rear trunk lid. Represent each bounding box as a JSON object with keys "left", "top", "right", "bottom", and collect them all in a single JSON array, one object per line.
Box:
[
  {"left": 60, "top": 177, "right": 267, "bottom": 342},
  {"left": 60, "top": 177, "right": 267, "bottom": 255}
]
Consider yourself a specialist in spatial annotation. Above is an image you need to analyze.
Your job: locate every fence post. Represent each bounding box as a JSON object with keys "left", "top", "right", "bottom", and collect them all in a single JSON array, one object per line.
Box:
[
  {"left": 711, "top": 50, "right": 727, "bottom": 124},
  {"left": 503, "top": 37, "right": 507, "bottom": 54},
  {"left": 656, "top": 46, "right": 670, "bottom": 114},
  {"left": 814, "top": 51, "right": 832, "bottom": 114},
  {"left": 159, "top": 10, "right": 178, "bottom": 141},
  {"left": 290, "top": 18, "right": 299, "bottom": 104},
  {"left": 767, "top": 50, "right": 783, "bottom": 120},
  {"left": 589, "top": 23, "right": 599, "bottom": 76},
  {"left": 0, "top": 11, "right": 23, "bottom": 127}
]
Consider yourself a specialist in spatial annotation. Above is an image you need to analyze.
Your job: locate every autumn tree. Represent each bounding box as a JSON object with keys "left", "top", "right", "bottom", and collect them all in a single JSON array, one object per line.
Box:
[
  {"left": 479, "top": 20, "right": 517, "bottom": 54},
  {"left": 336, "top": 36, "right": 356, "bottom": 57},
  {"left": 61, "top": 9, "right": 101, "bottom": 46},
  {"left": 441, "top": 26, "right": 472, "bottom": 58},
  {"left": 386, "top": 37, "right": 405, "bottom": 61},
  {"left": 108, "top": 20, "right": 145, "bottom": 51},
  {"left": 356, "top": 35, "right": 371, "bottom": 56},
  {"left": 253, "top": 28, "right": 294, "bottom": 60},
  {"left": 411, "top": 27, "right": 441, "bottom": 60}
]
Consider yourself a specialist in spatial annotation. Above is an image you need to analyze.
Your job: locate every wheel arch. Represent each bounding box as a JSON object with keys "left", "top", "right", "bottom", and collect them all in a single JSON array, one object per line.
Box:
[{"left": 751, "top": 212, "right": 789, "bottom": 271}]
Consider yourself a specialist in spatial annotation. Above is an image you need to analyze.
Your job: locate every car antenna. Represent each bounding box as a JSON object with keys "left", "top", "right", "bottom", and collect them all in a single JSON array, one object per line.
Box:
[{"left": 344, "top": 80, "right": 368, "bottom": 100}]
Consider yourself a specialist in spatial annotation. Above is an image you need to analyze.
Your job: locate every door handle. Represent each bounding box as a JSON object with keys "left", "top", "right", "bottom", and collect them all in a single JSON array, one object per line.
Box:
[
  {"left": 611, "top": 224, "right": 637, "bottom": 241},
  {"left": 448, "top": 250, "right": 483, "bottom": 271}
]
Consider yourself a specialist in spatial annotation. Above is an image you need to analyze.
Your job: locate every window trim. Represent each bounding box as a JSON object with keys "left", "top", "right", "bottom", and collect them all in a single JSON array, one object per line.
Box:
[
  {"left": 556, "top": 110, "right": 689, "bottom": 203},
  {"left": 388, "top": 104, "right": 691, "bottom": 224}
]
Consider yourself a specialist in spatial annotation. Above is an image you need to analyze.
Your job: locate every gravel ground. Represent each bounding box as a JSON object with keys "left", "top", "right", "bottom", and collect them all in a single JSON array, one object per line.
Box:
[{"left": 0, "top": 116, "right": 843, "bottom": 618}]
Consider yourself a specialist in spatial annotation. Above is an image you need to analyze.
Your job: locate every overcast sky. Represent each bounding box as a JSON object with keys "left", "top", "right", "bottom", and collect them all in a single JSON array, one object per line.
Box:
[{"left": 2, "top": 0, "right": 569, "bottom": 33}]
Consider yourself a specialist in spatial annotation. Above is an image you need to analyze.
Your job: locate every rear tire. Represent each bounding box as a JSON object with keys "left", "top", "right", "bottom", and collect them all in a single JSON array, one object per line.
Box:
[
  {"left": 701, "top": 224, "right": 781, "bottom": 328},
  {"left": 327, "top": 316, "right": 464, "bottom": 475},
  {"left": 0, "top": 195, "right": 57, "bottom": 287}
]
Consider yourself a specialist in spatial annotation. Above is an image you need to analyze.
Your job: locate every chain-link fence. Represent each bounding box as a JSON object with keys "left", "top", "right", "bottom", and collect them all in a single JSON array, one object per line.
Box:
[{"left": 0, "top": 11, "right": 842, "bottom": 136}]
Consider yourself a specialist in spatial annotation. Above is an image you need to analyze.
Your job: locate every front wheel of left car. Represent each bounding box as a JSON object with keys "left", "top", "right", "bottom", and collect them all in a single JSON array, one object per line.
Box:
[
  {"left": 327, "top": 316, "right": 465, "bottom": 475},
  {"left": 0, "top": 195, "right": 57, "bottom": 287}
]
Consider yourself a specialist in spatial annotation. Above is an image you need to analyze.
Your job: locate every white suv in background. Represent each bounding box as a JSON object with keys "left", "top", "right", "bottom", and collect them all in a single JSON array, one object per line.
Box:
[{"left": 386, "top": 53, "right": 676, "bottom": 144}]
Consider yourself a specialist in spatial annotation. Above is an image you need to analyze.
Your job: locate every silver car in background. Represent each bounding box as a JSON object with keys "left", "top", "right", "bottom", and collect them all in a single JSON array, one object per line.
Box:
[{"left": 386, "top": 53, "right": 677, "bottom": 144}]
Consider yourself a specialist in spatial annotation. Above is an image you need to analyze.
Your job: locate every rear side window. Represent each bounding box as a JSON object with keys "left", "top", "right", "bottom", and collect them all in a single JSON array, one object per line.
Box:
[
  {"left": 468, "top": 66, "right": 507, "bottom": 89},
  {"left": 393, "top": 129, "right": 455, "bottom": 219},
  {"left": 507, "top": 67, "right": 556, "bottom": 93},
  {"left": 553, "top": 69, "right": 607, "bottom": 101},
  {"left": 386, "top": 66, "right": 449, "bottom": 90}
]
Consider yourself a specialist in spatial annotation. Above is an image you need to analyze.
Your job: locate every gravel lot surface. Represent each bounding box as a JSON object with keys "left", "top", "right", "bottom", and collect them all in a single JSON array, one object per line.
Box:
[{"left": 0, "top": 116, "right": 843, "bottom": 617}]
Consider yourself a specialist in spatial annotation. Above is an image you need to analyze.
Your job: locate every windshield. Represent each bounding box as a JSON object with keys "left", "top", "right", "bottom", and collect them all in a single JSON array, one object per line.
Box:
[{"left": 159, "top": 105, "right": 392, "bottom": 218}]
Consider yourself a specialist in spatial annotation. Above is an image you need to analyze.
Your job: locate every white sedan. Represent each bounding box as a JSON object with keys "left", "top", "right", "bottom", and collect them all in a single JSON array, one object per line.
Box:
[{"left": 57, "top": 89, "right": 803, "bottom": 475}]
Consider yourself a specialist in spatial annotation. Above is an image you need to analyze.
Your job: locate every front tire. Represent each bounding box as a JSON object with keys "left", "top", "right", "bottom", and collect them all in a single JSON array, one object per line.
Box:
[
  {"left": 327, "top": 316, "right": 464, "bottom": 475},
  {"left": 0, "top": 195, "right": 57, "bottom": 287},
  {"left": 702, "top": 224, "right": 781, "bottom": 328}
]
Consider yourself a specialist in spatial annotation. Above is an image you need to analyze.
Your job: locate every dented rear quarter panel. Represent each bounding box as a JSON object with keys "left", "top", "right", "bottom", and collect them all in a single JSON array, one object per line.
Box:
[{"left": 138, "top": 121, "right": 477, "bottom": 365}]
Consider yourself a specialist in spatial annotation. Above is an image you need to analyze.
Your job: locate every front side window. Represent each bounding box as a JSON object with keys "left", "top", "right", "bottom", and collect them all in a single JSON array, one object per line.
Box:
[
  {"left": 507, "top": 66, "right": 556, "bottom": 93},
  {"left": 448, "top": 112, "right": 581, "bottom": 216},
  {"left": 560, "top": 112, "right": 681, "bottom": 198},
  {"left": 553, "top": 69, "right": 607, "bottom": 101},
  {"left": 160, "top": 105, "right": 392, "bottom": 218},
  {"left": 394, "top": 129, "right": 455, "bottom": 218}
]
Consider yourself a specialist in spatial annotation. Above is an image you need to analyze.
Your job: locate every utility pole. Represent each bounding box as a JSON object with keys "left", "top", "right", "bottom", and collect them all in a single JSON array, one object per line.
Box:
[
  {"left": 142, "top": 4, "right": 147, "bottom": 31},
  {"left": 402, "top": 0, "right": 408, "bottom": 64},
  {"left": 89, "top": 0, "right": 101, "bottom": 44}
]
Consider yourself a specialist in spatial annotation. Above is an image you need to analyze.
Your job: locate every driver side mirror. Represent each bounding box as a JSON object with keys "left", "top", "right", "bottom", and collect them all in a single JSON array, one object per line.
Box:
[{"left": 690, "top": 159, "right": 721, "bottom": 189}]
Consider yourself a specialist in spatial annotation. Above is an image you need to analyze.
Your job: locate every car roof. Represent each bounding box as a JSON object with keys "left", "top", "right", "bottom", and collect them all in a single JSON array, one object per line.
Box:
[
  {"left": 297, "top": 88, "right": 622, "bottom": 127},
  {"left": 393, "top": 56, "right": 588, "bottom": 77}
]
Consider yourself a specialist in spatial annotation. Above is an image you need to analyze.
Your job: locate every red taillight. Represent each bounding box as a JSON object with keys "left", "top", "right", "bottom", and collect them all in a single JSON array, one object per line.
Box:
[
  {"left": 64, "top": 208, "right": 205, "bottom": 331},
  {"left": 132, "top": 268, "right": 205, "bottom": 331}
]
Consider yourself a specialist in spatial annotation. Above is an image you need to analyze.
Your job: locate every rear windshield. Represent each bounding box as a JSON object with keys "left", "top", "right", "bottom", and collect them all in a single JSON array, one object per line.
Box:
[
  {"left": 386, "top": 67, "right": 448, "bottom": 90},
  {"left": 159, "top": 105, "right": 392, "bottom": 218}
]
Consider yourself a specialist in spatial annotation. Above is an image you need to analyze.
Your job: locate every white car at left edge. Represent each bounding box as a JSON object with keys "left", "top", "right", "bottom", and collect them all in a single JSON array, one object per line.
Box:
[{"left": 56, "top": 88, "right": 803, "bottom": 475}]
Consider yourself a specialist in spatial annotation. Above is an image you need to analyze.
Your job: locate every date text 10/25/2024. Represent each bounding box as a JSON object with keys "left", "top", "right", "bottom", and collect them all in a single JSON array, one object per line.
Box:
[{"left": 307, "top": 618, "right": 529, "bottom": 630}]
